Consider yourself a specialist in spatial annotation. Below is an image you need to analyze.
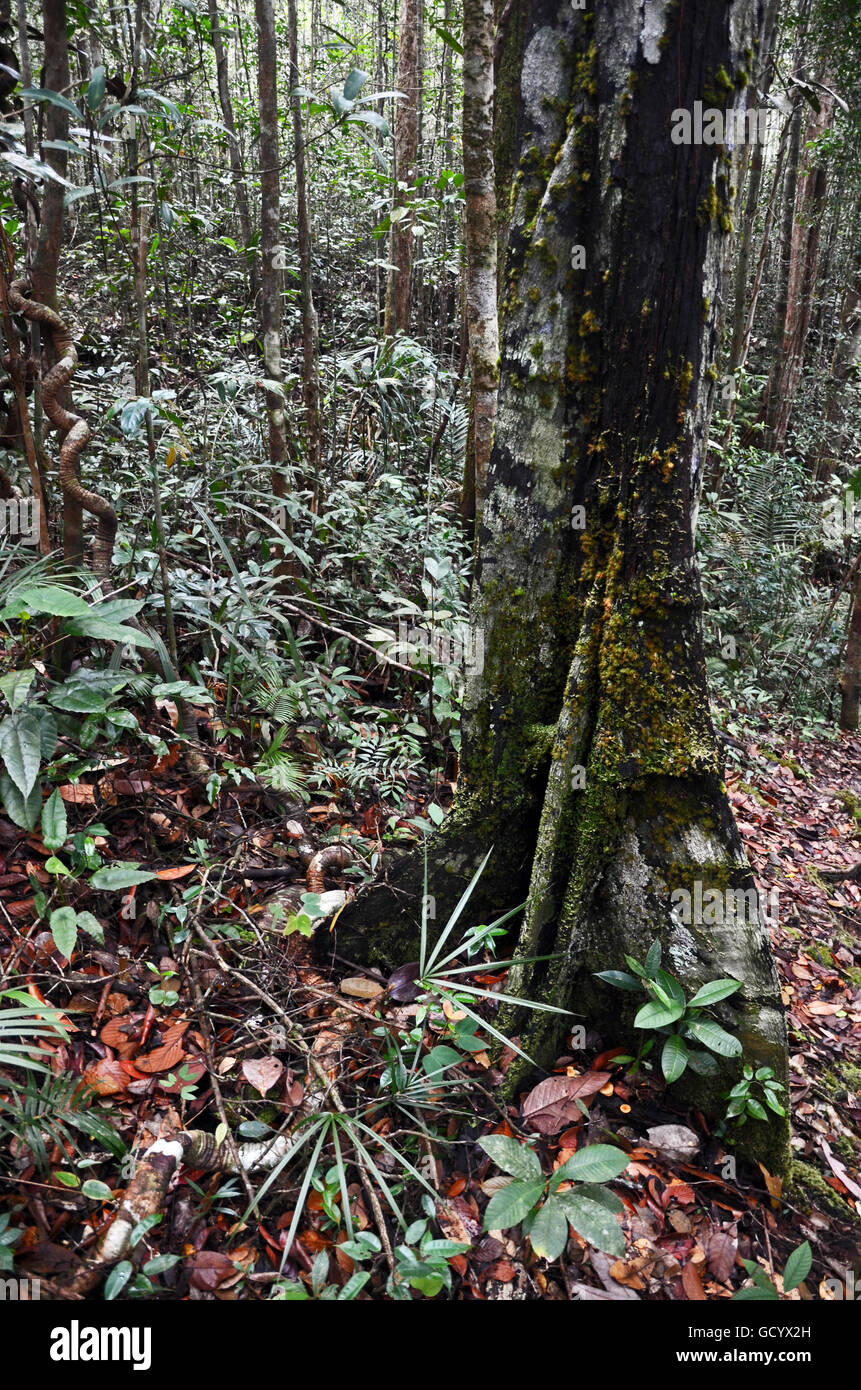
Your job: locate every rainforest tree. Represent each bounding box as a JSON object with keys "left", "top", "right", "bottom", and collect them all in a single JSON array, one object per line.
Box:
[{"left": 334, "top": 0, "right": 790, "bottom": 1165}]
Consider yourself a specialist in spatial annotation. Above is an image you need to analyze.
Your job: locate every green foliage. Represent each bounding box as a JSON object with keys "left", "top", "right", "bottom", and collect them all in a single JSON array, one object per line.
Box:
[
  {"left": 596, "top": 939, "right": 742, "bottom": 1082},
  {"left": 478, "top": 1135, "right": 629, "bottom": 1261},
  {"left": 732, "top": 1241, "right": 812, "bottom": 1301},
  {"left": 722, "top": 1064, "right": 787, "bottom": 1128},
  {"left": 699, "top": 434, "right": 847, "bottom": 723}
]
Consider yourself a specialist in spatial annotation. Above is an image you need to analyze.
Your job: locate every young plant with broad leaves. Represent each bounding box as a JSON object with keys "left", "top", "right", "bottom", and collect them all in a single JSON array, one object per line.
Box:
[
  {"left": 595, "top": 939, "right": 743, "bottom": 1084},
  {"left": 478, "top": 1135, "right": 630, "bottom": 1262}
]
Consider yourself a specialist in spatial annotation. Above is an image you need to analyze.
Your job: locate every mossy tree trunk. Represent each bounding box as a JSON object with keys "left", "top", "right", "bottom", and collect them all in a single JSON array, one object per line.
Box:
[{"left": 333, "top": 0, "right": 789, "bottom": 1168}]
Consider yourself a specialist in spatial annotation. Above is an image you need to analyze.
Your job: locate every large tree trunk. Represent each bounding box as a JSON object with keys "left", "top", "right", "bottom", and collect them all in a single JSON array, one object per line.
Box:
[
  {"left": 255, "top": 0, "right": 289, "bottom": 494},
  {"left": 333, "top": 0, "right": 789, "bottom": 1170},
  {"left": 384, "top": 0, "right": 419, "bottom": 336},
  {"left": 461, "top": 0, "right": 499, "bottom": 536}
]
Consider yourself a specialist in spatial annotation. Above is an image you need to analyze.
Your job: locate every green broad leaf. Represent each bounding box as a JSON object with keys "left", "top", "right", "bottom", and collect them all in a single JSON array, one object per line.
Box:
[
  {"left": 46, "top": 686, "right": 110, "bottom": 714},
  {"left": 594, "top": 970, "right": 642, "bottom": 992},
  {"left": 0, "top": 712, "right": 42, "bottom": 796},
  {"left": 653, "top": 968, "right": 686, "bottom": 1009},
  {"left": 782, "top": 1241, "right": 812, "bottom": 1292},
  {"left": 634, "top": 998, "right": 685, "bottom": 1029},
  {"left": 75, "top": 911, "right": 105, "bottom": 945},
  {"left": 684, "top": 1018, "right": 742, "bottom": 1057},
  {"left": 624, "top": 955, "right": 648, "bottom": 978},
  {"left": 342, "top": 67, "right": 369, "bottom": 100},
  {"left": 65, "top": 618, "right": 154, "bottom": 647},
  {"left": 434, "top": 25, "right": 463, "bottom": 55},
  {"left": 745, "top": 1098, "right": 768, "bottom": 1121},
  {"left": 732, "top": 1284, "right": 778, "bottom": 1301},
  {"left": 44, "top": 856, "right": 72, "bottom": 876},
  {"left": 338, "top": 1271, "right": 371, "bottom": 1300},
  {"left": 105, "top": 709, "right": 140, "bottom": 731},
  {"left": 142, "top": 1254, "right": 180, "bottom": 1276},
  {"left": 18, "top": 86, "right": 83, "bottom": 118},
  {"left": 0, "top": 770, "right": 42, "bottom": 830},
  {"left": 82, "top": 1179, "right": 114, "bottom": 1201},
  {"left": 575, "top": 1183, "right": 624, "bottom": 1215},
  {"left": 331, "top": 91, "right": 355, "bottom": 118},
  {"left": 41, "top": 788, "right": 68, "bottom": 850},
  {"left": 686, "top": 1048, "right": 720, "bottom": 1076},
  {"left": 0, "top": 669, "right": 35, "bottom": 711},
  {"left": 35, "top": 709, "right": 57, "bottom": 759},
  {"left": 87, "top": 65, "right": 106, "bottom": 110},
  {"left": 661, "top": 1033, "right": 689, "bottom": 1083},
  {"left": 53, "top": 1171, "right": 81, "bottom": 1188},
  {"left": 763, "top": 1091, "right": 787, "bottom": 1116},
  {"left": 104, "top": 1261, "right": 133, "bottom": 1301},
  {"left": 345, "top": 109, "right": 391, "bottom": 136},
  {"left": 557, "top": 1190, "right": 625, "bottom": 1256},
  {"left": 482, "top": 1179, "right": 545, "bottom": 1232},
  {"left": 644, "top": 939, "right": 662, "bottom": 975},
  {"left": 528, "top": 1195, "right": 569, "bottom": 1263},
  {"left": 50, "top": 906, "right": 78, "bottom": 961},
  {"left": 553, "top": 1144, "right": 629, "bottom": 1184},
  {"left": 89, "top": 863, "right": 157, "bottom": 891},
  {"left": 479, "top": 1134, "right": 542, "bottom": 1182},
  {"left": 0, "top": 585, "right": 89, "bottom": 619},
  {"left": 422, "top": 1045, "right": 462, "bottom": 1077},
  {"left": 687, "top": 978, "right": 743, "bottom": 1008}
]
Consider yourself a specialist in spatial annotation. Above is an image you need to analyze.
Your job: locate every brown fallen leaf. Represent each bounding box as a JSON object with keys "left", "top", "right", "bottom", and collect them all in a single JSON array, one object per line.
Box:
[
  {"left": 821, "top": 1140, "right": 861, "bottom": 1201},
  {"left": 241, "top": 1056, "right": 285, "bottom": 1097},
  {"left": 437, "top": 1195, "right": 481, "bottom": 1244},
  {"left": 135, "top": 1038, "right": 186, "bottom": 1074},
  {"left": 706, "top": 1227, "right": 738, "bottom": 1283},
  {"left": 682, "top": 1261, "right": 706, "bottom": 1300},
  {"left": 83, "top": 1056, "right": 129, "bottom": 1096},
  {"left": 187, "top": 1250, "right": 237, "bottom": 1291},
  {"left": 339, "top": 976, "right": 384, "bottom": 1000},
  {"left": 521, "top": 1071, "right": 611, "bottom": 1135}
]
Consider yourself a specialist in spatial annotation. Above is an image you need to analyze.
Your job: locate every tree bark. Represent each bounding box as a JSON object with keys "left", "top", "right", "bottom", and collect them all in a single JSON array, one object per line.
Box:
[
  {"left": 287, "top": 0, "right": 321, "bottom": 485},
  {"left": 840, "top": 561, "right": 861, "bottom": 731},
  {"left": 255, "top": 0, "right": 289, "bottom": 495},
  {"left": 461, "top": 0, "right": 499, "bottom": 536},
  {"left": 332, "top": 0, "right": 788, "bottom": 1169},
  {"left": 763, "top": 83, "right": 834, "bottom": 452},
  {"left": 384, "top": 0, "right": 419, "bottom": 336},
  {"left": 207, "top": 0, "right": 257, "bottom": 301}
]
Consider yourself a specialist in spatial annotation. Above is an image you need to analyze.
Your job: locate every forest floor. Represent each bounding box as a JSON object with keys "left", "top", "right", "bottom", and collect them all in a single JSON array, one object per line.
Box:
[{"left": 1, "top": 691, "right": 859, "bottom": 1301}]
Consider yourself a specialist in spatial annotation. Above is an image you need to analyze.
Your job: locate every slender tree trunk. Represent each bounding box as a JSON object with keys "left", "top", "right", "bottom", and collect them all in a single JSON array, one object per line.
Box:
[
  {"left": 764, "top": 83, "right": 834, "bottom": 451},
  {"left": 461, "top": 0, "right": 499, "bottom": 537},
  {"left": 334, "top": 0, "right": 788, "bottom": 1170},
  {"left": 207, "top": 0, "right": 257, "bottom": 300},
  {"left": 30, "top": 0, "right": 83, "bottom": 564},
  {"left": 255, "top": 0, "right": 289, "bottom": 496},
  {"left": 287, "top": 0, "right": 321, "bottom": 485},
  {"left": 384, "top": 0, "right": 418, "bottom": 336}
]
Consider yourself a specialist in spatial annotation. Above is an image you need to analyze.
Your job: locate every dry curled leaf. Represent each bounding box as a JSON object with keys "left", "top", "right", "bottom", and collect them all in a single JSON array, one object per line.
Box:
[{"left": 339, "top": 976, "right": 384, "bottom": 1000}]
